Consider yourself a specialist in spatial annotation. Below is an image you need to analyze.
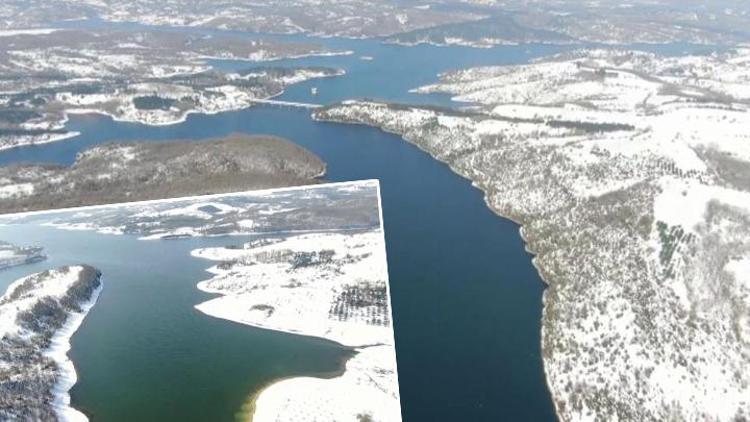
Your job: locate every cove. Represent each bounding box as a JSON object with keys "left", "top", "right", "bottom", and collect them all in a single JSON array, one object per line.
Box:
[{"left": 0, "top": 224, "right": 353, "bottom": 421}]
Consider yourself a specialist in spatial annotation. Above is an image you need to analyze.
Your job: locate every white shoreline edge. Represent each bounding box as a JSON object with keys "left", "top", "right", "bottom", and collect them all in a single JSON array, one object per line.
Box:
[
  {"left": 43, "top": 280, "right": 103, "bottom": 422},
  {"left": 0, "top": 131, "right": 81, "bottom": 153},
  {"left": 200, "top": 49, "right": 355, "bottom": 63},
  {"left": 59, "top": 74, "right": 332, "bottom": 129},
  {"left": 0, "top": 179, "right": 378, "bottom": 219},
  {"left": 0, "top": 59, "right": 345, "bottom": 152},
  {"left": 190, "top": 180, "right": 402, "bottom": 421}
]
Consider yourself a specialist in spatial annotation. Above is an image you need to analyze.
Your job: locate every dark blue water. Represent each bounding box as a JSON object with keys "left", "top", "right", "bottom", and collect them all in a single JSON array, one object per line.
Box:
[
  {"left": 1, "top": 104, "right": 557, "bottom": 421},
  {"left": 0, "top": 26, "right": 728, "bottom": 421}
]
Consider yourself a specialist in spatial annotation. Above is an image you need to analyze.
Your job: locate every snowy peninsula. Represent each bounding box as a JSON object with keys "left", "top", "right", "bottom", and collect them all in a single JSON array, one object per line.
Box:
[
  {"left": 314, "top": 48, "right": 750, "bottom": 421},
  {"left": 193, "top": 228, "right": 400, "bottom": 422}
]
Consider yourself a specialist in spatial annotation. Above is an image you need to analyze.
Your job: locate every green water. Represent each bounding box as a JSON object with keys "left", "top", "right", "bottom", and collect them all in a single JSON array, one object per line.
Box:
[{"left": 0, "top": 224, "right": 353, "bottom": 421}]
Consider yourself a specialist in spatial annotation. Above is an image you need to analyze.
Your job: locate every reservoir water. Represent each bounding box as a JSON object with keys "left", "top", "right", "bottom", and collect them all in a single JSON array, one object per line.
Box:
[
  {"left": 0, "top": 225, "right": 352, "bottom": 421},
  {"left": 0, "top": 26, "right": 722, "bottom": 421}
]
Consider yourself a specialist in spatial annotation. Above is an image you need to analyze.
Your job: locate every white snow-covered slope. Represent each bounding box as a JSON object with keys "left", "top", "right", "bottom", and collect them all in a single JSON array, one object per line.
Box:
[
  {"left": 193, "top": 229, "right": 401, "bottom": 422},
  {"left": 314, "top": 48, "right": 750, "bottom": 422}
]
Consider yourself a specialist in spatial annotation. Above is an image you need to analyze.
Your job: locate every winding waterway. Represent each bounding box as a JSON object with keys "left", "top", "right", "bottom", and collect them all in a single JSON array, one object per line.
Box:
[{"left": 0, "top": 25, "right": 723, "bottom": 421}]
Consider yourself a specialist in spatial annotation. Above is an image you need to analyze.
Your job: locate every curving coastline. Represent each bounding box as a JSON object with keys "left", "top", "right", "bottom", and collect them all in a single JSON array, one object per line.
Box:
[
  {"left": 248, "top": 346, "right": 399, "bottom": 422},
  {"left": 190, "top": 192, "right": 401, "bottom": 422},
  {"left": 0, "top": 265, "right": 102, "bottom": 421},
  {"left": 0, "top": 134, "right": 326, "bottom": 215},
  {"left": 0, "top": 26, "right": 347, "bottom": 152},
  {"left": 237, "top": 364, "right": 350, "bottom": 422},
  {"left": 313, "top": 61, "right": 750, "bottom": 421},
  {"left": 55, "top": 68, "right": 344, "bottom": 129},
  {"left": 1, "top": 179, "right": 400, "bottom": 421},
  {"left": 45, "top": 280, "right": 103, "bottom": 422}
]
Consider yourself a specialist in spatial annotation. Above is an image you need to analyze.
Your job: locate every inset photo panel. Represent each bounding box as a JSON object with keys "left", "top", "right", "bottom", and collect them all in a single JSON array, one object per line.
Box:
[{"left": 0, "top": 180, "right": 401, "bottom": 422}]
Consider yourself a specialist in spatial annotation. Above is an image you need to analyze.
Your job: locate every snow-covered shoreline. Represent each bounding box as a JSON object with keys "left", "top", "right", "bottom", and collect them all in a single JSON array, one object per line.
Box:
[
  {"left": 0, "top": 131, "right": 81, "bottom": 153},
  {"left": 44, "top": 281, "right": 103, "bottom": 422},
  {"left": 0, "top": 27, "right": 346, "bottom": 151},
  {"left": 192, "top": 229, "right": 402, "bottom": 422},
  {"left": 0, "top": 241, "right": 46, "bottom": 269},
  {"left": 192, "top": 230, "right": 394, "bottom": 346},
  {"left": 1, "top": 180, "right": 399, "bottom": 420},
  {"left": 0, "top": 266, "right": 103, "bottom": 421},
  {"left": 249, "top": 345, "right": 400, "bottom": 422},
  {"left": 202, "top": 49, "right": 355, "bottom": 63},
  {"left": 56, "top": 67, "right": 342, "bottom": 128}
]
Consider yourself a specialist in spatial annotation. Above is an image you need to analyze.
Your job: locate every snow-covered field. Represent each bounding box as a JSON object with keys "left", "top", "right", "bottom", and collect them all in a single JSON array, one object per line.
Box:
[
  {"left": 0, "top": 266, "right": 102, "bottom": 422},
  {"left": 0, "top": 240, "right": 45, "bottom": 270},
  {"left": 314, "top": 48, "right": 750, "bottom": 421},
  {"left": 0, "top": 135, "right": 327, "bottom": 215},
  {"left": 193, "top": 229, "right": 401, "bottom": 422},
  {"left": 193, "top": 231, "right": 392, "bottom": 346},
  {"left": 252, "top": 344, "right": 400, "bottom": 422}
]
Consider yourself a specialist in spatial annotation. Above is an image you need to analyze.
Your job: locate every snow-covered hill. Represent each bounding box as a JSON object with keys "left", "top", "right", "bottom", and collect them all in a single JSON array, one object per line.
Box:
[{"left": 314, "top": 48, "right": 750, "bottom": 422}]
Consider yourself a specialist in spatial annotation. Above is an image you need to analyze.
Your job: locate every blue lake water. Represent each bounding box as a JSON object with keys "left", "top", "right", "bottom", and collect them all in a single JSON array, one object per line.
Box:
[{"left": 0, "top": 25, "right": 726, "bottom": 421}]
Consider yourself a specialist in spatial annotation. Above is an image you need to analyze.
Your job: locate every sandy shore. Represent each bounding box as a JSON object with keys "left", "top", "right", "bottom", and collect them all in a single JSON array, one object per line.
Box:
[{"left": 239, "top": 361, "right": 351, "bottom": 422}]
